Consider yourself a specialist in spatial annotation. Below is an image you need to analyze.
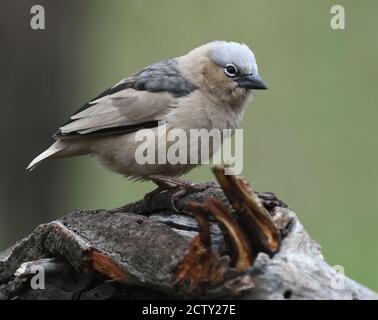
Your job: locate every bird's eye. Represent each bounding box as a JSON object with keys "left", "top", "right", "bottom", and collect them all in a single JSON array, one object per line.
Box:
[{"left": 224, "top": 64, "right": 238, "bottom": 77}]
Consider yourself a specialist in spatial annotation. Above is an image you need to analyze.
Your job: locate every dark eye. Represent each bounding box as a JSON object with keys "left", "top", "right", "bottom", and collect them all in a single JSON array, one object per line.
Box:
[{"left": 224, "top": 64, "right": 238, "bottom": 77}]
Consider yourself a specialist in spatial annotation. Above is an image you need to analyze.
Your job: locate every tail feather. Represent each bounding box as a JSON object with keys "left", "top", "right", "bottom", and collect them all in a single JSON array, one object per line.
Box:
[{"left": 27, "top": 141, "right": 66, "bottom": 171}]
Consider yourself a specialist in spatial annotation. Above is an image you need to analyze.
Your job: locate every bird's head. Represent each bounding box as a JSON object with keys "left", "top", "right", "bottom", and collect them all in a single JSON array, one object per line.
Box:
[
  {"left": 207, "top": 41, "right": 267, "bottom": 91},
  {"left": 178, "top": 41, "right": 267, "bottom": 101}
]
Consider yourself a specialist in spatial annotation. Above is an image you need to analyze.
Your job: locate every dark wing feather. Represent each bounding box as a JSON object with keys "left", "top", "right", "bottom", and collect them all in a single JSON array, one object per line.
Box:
[{"left": 55, "top": 59, "right": 197, "bottom": 139}]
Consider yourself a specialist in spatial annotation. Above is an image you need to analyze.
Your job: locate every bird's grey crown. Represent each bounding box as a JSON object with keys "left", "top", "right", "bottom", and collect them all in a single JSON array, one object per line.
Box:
[{"left": 208, "top": 41, "right": 258, "bottom": 75}]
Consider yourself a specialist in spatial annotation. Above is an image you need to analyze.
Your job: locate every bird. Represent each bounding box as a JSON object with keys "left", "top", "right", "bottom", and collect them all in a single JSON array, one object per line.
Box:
[{"left": 27, "top": 41, "right": 267, "bottom": 183}]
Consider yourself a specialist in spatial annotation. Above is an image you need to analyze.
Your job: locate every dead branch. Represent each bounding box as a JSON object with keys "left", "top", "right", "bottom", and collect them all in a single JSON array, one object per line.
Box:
[{"left": 0, "top": 167, "right": 376, "bottom": 300}]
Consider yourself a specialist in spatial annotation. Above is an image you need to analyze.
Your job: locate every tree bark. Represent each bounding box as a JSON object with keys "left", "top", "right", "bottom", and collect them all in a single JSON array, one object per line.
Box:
[{"left": 0, "top": 168, "right": 376, "bottom": 300}]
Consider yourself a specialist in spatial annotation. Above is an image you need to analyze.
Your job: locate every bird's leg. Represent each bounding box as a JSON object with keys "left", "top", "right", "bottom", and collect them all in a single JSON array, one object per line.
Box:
[
  {"left": 145, "top": 175, "right": 216, "bottom": 213},
  {"left": 143, "top": 175, "right": 185, "bottom": 208},
  {"left": 148, "top": 175, "right": 215, "bottom": 191}
]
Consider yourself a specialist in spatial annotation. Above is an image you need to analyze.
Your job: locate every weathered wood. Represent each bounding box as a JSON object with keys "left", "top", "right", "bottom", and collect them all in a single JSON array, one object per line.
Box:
[{"left": 0, "top": 172, "right": 376, "bottom": 300}]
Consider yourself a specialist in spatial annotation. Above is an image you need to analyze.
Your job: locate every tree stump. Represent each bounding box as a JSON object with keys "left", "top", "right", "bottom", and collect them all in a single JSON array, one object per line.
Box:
[{"left": 0, "top": 167, "right": 376, "bottom": 300}]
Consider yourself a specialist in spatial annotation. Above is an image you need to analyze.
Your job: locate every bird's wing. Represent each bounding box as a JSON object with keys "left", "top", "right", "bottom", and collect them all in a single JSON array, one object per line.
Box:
[{"left": 55, "top": 59, "right": 197, "bottom": 139}]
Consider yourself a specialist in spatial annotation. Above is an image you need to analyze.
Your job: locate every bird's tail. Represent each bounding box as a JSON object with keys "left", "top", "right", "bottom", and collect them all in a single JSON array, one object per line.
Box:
[{"left": 27, "top": 140, "right": 67, "bottom": 171}]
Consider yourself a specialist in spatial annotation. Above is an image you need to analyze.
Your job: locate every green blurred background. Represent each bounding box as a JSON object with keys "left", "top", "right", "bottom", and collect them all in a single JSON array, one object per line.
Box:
[{"left": 1, "top": 0, "right": 377, "bottom": 291}]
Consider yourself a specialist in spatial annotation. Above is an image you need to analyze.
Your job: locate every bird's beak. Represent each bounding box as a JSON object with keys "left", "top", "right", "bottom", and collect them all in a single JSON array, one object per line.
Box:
[{"left": 236, "top": 74, "right": 268, "bottom": 90}]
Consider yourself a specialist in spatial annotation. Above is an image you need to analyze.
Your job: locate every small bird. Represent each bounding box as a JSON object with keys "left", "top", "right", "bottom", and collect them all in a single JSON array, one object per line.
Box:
[{"left": 27, "top": 41, "right": 267, "bottom": 181}]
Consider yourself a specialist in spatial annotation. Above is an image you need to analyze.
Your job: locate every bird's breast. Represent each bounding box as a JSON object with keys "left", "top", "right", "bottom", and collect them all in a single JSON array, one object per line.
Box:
[{"left": 167, "top": 89, "right": 249, "bottom": 133}]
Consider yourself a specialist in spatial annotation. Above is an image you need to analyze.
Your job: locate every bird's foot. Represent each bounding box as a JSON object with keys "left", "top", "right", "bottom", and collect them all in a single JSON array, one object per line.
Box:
[
  {"left": 145, "top": 175, "right": 216, "bottom": 213},
  {"left": 148, "top": 175, "right": 214, "bottom": 192}
]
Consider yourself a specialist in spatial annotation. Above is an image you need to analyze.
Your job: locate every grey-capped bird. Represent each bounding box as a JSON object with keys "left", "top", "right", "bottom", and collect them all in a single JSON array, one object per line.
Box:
[{"left": 27, "top": 41, "right": 267, "bottom": 180}]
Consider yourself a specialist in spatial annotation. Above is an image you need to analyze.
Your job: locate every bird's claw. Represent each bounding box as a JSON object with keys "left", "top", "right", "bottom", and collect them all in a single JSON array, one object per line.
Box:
[{"left": 147, "top": 175, "right": 216, "bottom": 213}]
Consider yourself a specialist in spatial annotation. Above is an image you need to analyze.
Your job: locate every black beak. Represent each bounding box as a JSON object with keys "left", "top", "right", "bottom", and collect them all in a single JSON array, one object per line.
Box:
[{"left": 236, "top": 74, "right": 268, "bottom": 90}]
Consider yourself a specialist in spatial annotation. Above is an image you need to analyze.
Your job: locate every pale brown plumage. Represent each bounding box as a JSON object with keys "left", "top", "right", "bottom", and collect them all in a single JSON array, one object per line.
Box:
[{"left": 27, "top": 41, "right": 267, "bottom": 180}]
